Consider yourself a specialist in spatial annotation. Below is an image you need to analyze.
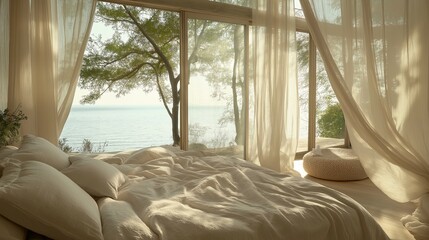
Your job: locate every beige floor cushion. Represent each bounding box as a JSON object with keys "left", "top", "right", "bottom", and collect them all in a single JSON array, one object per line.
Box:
[{"left": 303, "top": 148, "right": 367, "bottom": 181}]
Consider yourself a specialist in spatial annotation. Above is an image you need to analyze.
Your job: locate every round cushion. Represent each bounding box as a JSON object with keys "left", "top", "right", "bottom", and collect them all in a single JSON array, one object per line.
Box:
[{"left": 303, "top": 148, "right": 367, "bottom": 181}]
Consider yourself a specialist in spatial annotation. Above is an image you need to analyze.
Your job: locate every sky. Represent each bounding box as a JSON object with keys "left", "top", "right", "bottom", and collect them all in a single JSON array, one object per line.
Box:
[
  {"left": 73, "top": 19, "right": 221, "bottom": 107},
  {"left": 73, "top": 88, "right": 161, "bottom": 106},
  {"left": 73, "top": 1, "right": 305, "bottom": 107},
  {"left": 73, "top": 78, "right": 224, "bottom": 106}
]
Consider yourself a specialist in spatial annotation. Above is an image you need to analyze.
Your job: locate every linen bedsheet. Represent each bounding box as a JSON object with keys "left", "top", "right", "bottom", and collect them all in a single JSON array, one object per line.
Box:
[{"left": 97, "top": 150, "right": 389, "bottom": 240}]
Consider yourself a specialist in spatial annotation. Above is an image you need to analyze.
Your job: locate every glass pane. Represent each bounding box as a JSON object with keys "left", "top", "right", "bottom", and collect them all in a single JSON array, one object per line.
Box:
[
  {"left": 294, "top": 0, "right": 305, "bottom": 18},
  {"left": 61, "top": 3, "right": 180, "bottom": 152},
  {"left": 315, "top": 50, "right": 345, "bottom": 148},
  {"left": 209, "top": 0, "right": 251, "bottom": 7},
  {"left": 297, "top": 31, "right": 310, "bottom": 153},
  {"left": 187, "top": 19, "right": 245, "bottom": 158}
]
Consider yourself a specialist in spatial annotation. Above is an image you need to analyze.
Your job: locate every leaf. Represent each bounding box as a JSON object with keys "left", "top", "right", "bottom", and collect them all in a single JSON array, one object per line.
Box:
[{"left": 0, "top": 106, "right": 27, "bottom": 146}]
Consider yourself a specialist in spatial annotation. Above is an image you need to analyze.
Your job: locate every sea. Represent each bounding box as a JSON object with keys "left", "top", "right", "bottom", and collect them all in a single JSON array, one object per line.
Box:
[{"left": 60, "top": 105, "right": 236, "bottom": 152}]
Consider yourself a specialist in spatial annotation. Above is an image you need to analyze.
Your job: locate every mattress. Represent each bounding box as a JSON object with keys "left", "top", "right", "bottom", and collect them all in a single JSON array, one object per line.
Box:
[
  {"left": 96, "top": 148, "right": 389, "bottom": 240},
  {"left": 0, "top": 141, "right": 389, "bottom": 240}
]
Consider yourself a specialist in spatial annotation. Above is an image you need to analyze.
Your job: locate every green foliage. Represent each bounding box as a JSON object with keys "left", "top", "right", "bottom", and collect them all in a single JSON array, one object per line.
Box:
[
  {"left": 296, "top": 32, "right": 337, "bottom": 115},
  {"left": 78, "top": 139, "right": 108, "bottom": 153},
  {"left": 80, "top": 3, "right": 180, "bottom": 105},
  {"left": 58, "top": 138, "right": 108, "bottom": 153},
  {"left": 80, "top": 2, "right": 183, "bottom": 145},
  {"left": 188, "top": 123, "right": 230, "bottom": 149},
  {"left": 58, "top": 138, "right": 73, "bottom": 153},
  {"left": 81, "top": 2, "right": 246, "bottom": 146},
  {"left": 0, "top": 106, "right": 27, "bottom": 146},
  {"left": 317, "top": 104, "right": 345, "bottom": 139},
  {"left": 189, "top": 123, "right": 207, "bottom": 144},
  {"left": 80, "top": 139, "right": 94, "bottom": 152},
  {"left": 188, "top": 20, "right": 246, "bottom": 145},
  {"left": 208, "top": 131, "right": 230, "bottom": 149}
]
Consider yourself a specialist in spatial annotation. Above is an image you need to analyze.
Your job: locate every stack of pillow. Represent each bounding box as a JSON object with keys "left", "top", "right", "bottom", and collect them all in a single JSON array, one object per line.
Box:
[{"left": 0, "top": 135, "right": 128, "bottom": 240}]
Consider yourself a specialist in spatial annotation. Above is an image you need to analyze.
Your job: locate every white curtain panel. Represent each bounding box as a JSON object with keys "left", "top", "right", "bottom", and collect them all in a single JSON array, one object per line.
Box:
[
  {"left": 301, "top": 0, "right": 429, "bottom": 238},
  {"left": 250, "top": 0, "right": 299, "bottom": 173},
  {"left": 0, "top": 0, "right": 9, "bottom": 109},
  {"left": 8, "top": 0, "right": 95, "bottom": 144}
]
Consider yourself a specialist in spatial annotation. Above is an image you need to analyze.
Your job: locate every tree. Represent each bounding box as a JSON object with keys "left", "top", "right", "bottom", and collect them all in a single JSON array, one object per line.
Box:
[
  {"left": 81, "top": 2, "right": 246, "bottom": 147},
  {"left": 296, "top": 32, "right": 337, "bottom": 116},
  {"left": 317, "top": 103, "right": 345, "bottom": 138},
  {"left": 80, "top": 3, "right": 182, "bottom": 145},
  {"left": 296, "top": 31, "right": 344, "bottom": 144},
  {"left": 198, "top": 0, "right": 248, "bottom": 147},
  {"left": 188, "top": 20, "right": 246, "bottom": 145}
]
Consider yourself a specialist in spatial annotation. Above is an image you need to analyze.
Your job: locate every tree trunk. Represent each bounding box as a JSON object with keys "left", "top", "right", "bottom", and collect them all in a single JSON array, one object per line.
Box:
[
  {"left": 124, "top": 5, "right": 181, "bottom": 146},
  {"left": 171, "top": 76, "right": 180, "bottom": 146}
]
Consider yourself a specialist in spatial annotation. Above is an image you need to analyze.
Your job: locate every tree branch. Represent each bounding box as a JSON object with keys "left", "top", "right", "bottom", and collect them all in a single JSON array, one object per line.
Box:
[
  {"left": 122, "top": 5, "right": 177, "bottom": 85},
  {"left": 150, "top": 64, "right": 173, "bottom": 118},
  {"left": 101, "top": 49, "right": 142, "bottom": 66},
  {"left": 188, "top": 20, "right": 208, "bottom": 64},
  {"left": 105, "top": 62, "right": 146, "bottom": 82}
]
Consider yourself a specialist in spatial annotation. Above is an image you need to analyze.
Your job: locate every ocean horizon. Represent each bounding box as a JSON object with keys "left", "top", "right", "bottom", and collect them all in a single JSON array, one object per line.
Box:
[{"left": 60, "top": 104, "right": 236, "bottom": 152}]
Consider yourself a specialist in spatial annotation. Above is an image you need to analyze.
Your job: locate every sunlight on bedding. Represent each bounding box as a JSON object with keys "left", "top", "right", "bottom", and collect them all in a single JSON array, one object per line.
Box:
[{"left": 0, "top": 137, "right": 390, "bottom": 239}]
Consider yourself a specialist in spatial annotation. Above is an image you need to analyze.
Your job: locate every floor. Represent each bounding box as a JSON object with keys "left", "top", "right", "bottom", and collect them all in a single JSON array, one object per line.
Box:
[{"left": 294, "top": 160, "right": 416, "bottom": 240}]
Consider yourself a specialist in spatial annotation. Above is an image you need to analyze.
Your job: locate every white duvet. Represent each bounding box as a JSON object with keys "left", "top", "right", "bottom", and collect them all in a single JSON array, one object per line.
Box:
[{"left": 98, "top": 152, "right": 389, "bottom": 240}]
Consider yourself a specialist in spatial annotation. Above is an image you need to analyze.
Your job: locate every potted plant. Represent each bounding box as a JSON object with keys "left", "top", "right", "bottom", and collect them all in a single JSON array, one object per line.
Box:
[{"left": 0, "top": 106, "right": 27, "bottom": 147}]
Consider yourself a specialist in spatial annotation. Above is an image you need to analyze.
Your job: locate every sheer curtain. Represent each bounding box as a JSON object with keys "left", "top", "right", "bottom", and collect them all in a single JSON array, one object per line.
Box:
[
  {"left": 0, "top": 0, "right": 9, "bottom": 109},
  {"left": 249, "top": 0, "right": 299, "bottom": 173},
  {"left": 301, "top": 0, "right": 429, "bottom": 238},
  {"left": 8, "top": 0, "right": 95, "bottom": 144}
]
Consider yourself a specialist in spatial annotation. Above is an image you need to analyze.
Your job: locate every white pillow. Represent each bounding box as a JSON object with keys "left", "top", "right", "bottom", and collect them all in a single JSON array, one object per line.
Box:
[
  {"left": 126, "top": 147, "right": 177, "bottom": 164},
  {"left": 0, "top": 146, "right": 18, "bottom": 161},
  {"left": 10, "top": 134, "right": 70, "bottom": 170},
  {"left": 0, "top": 146, "right": 19, "bottom": 177},
  {"left": 62, "top": 155, "right": 127, "bottom": 199},
  {"left": 0, "top": 215, "right": 27, "bottom": 240},
  {"left": 0, "top": 160, "right": 103, "bottom": 240}
]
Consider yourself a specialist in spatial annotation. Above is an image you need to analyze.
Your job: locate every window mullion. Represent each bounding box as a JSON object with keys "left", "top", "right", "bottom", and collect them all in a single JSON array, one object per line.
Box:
[
  {"left": 308, "top": 35, "right": 317, "bottom": 151},
  {"left": 180, "top": 11, "right": 189, "bottom": 150},
  {"left": 244, "top": 24, "right": 250, "bottom": 160}
]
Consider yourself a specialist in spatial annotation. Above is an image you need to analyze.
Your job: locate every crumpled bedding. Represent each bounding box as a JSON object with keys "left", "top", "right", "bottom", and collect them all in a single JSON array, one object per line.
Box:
[{"left": 98, "top": 151, "right": 389, "bottom": 240}]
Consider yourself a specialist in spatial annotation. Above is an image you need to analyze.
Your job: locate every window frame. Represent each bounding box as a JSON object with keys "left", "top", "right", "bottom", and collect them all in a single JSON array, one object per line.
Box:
[
  {"left": 295, "top": 17, "right": 350, "bottom": 159},
  {"left": 181, "top": 12, "right": 250, "bottom": 160},
  {"left": 97, "top": 0, "right": 350, "bottom": 159},
  {"left": 101, "top": 0, "right": 250, "bottom": 156},
  {"left": 102, "top": 0, "right": 252, "bottom": 24}
]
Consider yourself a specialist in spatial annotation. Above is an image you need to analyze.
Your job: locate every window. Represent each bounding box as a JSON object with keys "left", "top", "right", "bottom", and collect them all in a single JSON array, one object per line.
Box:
[
  {"left": 61, "top": 0, "right": 346, "bottom": 156},
  {"left": 187, "top": 19, "right": 246, "bottom": 157},
  {"left": 61, "top": 3, "right": 181, "bottom": 152},
  {"left": 297, "top": 31, "right": 310, "bottom": 153},
  {"left": 315, "top": 50, "right": 346, "bottom": 149},
  {"left": 209, "top": 0, "right": 251, "bottom": 7},
  {"left": 296, "top": 30, "right": 349, "bottom": 159},
  {"left": 61, "top": 1, "right": 250, "bottom": 156}
]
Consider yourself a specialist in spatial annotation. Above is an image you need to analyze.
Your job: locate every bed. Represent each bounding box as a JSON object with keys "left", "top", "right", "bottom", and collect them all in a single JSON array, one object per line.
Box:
[{"left": 0, "top": 135, "right": 389, "bottom": 240}]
